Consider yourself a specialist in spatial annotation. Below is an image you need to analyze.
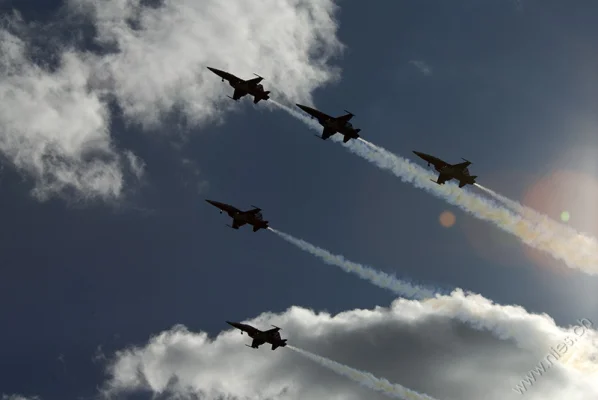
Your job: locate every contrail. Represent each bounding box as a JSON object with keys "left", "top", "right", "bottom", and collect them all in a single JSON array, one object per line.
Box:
[
  {"left": 268, "top": 227, "right": 440, "bottom": 299},
  {"left": 272, "top": 101, "right": 598, "bottom": 275},
  {"left": 474, "top": 183, "right": 597, "bottom": 247},
  {"left": 268, "top": 227, "right": 559, "bottom": 352},
  {"left": 287, "top": 346, "right": 439, "bottom": 400}
]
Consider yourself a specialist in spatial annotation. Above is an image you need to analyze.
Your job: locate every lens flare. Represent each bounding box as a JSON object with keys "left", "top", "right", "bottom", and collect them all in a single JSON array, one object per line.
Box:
[
  {"left": 439, "top": 211, "right": 456, "bottom": 228},
  {"left": 521, "top": 169, "right": 598, "bottom": 274}
]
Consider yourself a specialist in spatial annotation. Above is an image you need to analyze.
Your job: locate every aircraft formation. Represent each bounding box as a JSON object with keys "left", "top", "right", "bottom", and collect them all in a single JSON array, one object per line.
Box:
[{"left": 206, "top": 66, "right": 481, "bottom": 349}]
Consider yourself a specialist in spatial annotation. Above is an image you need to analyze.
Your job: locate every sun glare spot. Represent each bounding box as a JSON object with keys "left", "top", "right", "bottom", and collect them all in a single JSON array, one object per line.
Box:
[
  {"left": 439, "top": 211, "right": 456, "bottom": 228},
  {"left": 560, "top": 211, "right": 571, "bottom": 222}
]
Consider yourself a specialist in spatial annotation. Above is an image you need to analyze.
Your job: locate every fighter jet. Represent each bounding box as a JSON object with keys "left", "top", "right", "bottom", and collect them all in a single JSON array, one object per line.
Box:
[
  {"left": 207, "top": 67, "right": 270, "bottom": 104},
  {"left": 226, "top": 321, "right": 288, "bottom": 350},
  {"left": 205, "top": 199, "right": 269, "bottom": 232},
  {"left": 413, "top": 151, "right": 478, "bottom": 188},
  {"left": 295, "top": 104, "right": 361, "bottom": 143}
]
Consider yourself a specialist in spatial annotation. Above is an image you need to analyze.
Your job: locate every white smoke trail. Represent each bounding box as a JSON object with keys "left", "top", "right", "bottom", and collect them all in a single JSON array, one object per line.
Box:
[
  {"left": 272, "top": 101, "right": 598, "bottom": 275},
  {"left": 268, "top": 227, "right": 440, "bottom": 299},
  {"left": 269, "top": 227, "right": 564, "bottom": 352},
  {"left": 287, "top": 345, "right": 439, "bottom": 400},
  {"left": 474, "top": 183, "right": 597, "bottom": 244}
]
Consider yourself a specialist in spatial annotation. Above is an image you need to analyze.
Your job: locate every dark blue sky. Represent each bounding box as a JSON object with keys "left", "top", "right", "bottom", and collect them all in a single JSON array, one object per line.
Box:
[{"left": 1, "top": 1, "right": 598, "bottom": 399}]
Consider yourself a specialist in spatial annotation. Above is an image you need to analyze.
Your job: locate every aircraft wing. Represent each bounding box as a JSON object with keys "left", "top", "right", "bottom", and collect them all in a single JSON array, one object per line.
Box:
[
  {"left": 232, "top": 88, "right": 248, "bottom": 100},
  {"left": 246, "top": 76, "right": 263, "bottom": 85},
  {"left": 321, "top": 127, "right": 336, "bottom": 140},
  {"left": 232, "top": 219, "right": 247, "bottom": 229},
  {"left": 435, "top": 173, "right": 452, "bottom": 185},
  {"left": 451, "top": 160, "right": 471, "bottom": 169},
  {"left": 251, "top": 338, "right": 265, "bottom": 348},
  {"left": 335, "top": 112, "right": 354, "bottom": 122}
]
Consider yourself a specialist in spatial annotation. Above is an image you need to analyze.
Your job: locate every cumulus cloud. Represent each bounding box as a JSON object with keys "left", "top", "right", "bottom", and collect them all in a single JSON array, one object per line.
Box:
[
  {"left": 101, "top": 291, "right": 598, "bottom": 400},
  {"left": 0, "top": 0, "right": 343, "bottom": 201},
  {"left": 0, "top": 28, "right": 142, "bottom": 201},
  {"left": 69, "top": 0, "right": 344, "bottom": 128}
]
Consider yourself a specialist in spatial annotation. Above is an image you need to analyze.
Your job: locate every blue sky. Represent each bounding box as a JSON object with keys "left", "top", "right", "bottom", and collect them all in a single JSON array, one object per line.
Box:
[{"left": 1, "top": 1, "right": 598, "bottom": 400}]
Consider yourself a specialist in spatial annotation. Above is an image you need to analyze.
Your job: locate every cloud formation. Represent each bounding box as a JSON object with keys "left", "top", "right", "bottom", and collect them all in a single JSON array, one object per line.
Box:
[
  {"left": 2, "top": 395, "right": 40, "bottom": 400},
  {"left": 0, "top": 28, "right": 142, "bottom": 200},
  {"left": 1, "top": 0, "right": 343, "bottom": 200},
  {"left": 102, "top": 292, "right": 598, "bottom": 400},
  {"left": 70, "top": 0, "right": 344, "bottom": 128}
]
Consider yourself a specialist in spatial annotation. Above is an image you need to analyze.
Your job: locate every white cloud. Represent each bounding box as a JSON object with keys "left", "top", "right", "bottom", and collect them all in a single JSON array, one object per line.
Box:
[
  {"left": 0, "top": 28, "right": 143, "bottom": 201},
  {"left": 0, "top": 0, "right": 343, "bottom": 201},
  {"left": 69, "top": 0, "right": 344, "bottom": 128},
  {"left": 2, "top": 395, "right": 40, "bottom": 400},
  {"left": 409, "top": 60, "right": 432, "bottom": 76},
  {"left": 102, "top": 291, "right": 598, "bottom": 400}
]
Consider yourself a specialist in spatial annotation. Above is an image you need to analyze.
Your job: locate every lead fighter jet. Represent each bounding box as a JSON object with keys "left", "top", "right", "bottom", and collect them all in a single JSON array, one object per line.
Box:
[
  {"left": 295, "top": 104, "right": 361, "bottom": 143},
  {"left": 226, "top": 321, "right": 288, "bottom": 350},
  {"left": 413, "top": 151, "right": 478, "bottom": 188},
  {"left": 207, "top": 67, "right": 270, "bottom": 104},
  {"left": 205, "top": 199, "right": 269, "bottom": 232}
]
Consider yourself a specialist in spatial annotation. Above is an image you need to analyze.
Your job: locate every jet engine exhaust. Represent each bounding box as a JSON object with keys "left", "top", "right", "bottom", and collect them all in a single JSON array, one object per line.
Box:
[
  {"left": 287, "top": 345, "right": 438, "bottom": 400},
  {"left": 272, "top": 100, "right": 598, "bottom": 276}
]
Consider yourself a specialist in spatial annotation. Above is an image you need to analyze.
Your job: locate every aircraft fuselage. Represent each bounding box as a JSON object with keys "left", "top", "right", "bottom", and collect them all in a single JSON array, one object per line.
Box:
[
  {"left": 226, "top": 321, "right": 287, "bottom": 349},
  {"left": 438, "top": 165, "right": 473, "bottom": 182},
  {"left": 321, "top": 118, "right": 360, "bottom": 139},
  {"left": 207, "top": 67, "right": 268, "bottom": 100}
]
